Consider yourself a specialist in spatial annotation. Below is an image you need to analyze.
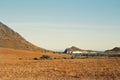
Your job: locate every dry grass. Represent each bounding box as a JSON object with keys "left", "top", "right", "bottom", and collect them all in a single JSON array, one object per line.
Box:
[{"left": 0, "top": 59, "right": 120, "bottom": 80}]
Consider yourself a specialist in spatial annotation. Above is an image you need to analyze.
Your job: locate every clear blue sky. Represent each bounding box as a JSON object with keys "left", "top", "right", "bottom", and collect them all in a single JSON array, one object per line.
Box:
[{"left": 0, "top": 0, "right": 120, "bottom": 51}]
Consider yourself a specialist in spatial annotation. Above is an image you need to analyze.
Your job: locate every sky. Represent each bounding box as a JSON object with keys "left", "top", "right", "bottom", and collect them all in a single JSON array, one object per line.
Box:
[{"left": 0, "top": 0, "right": 120, "bottom": 51}]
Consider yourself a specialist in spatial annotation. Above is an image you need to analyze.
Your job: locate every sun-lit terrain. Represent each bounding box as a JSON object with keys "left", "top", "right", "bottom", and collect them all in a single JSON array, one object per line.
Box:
[
  {"left": 0, "top": 17, "right": 120, "bottom": 80},
  {"left": 0, "top": 48, "right": 71, "bottom": 60},
  {"left": 0, "top": 48, "right": 120, "bottom": 80},
  {"left": 0, "top": 0, "right": 120, "bottom": 79},
  {"left": 0, "top": 59, "right": 119, "bottom": 80}
]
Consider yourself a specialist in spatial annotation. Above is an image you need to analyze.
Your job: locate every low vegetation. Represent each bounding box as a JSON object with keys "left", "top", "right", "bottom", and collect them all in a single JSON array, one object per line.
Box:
[
  {"left": 32, "top": 54, "right": 120, "bottom": 60},
  {"left": 33, "top": 55, "right": 52, "bottom": 60},
  {"left": 69, "top": 53, "right": 120, "bottom": 58}
]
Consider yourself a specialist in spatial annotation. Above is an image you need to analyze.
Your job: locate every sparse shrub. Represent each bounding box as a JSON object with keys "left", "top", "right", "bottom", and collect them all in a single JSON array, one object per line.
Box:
[
  {"left": 62, "top": 57, "right": 67, "bottom": 59},
  {"left": 70, "top": 56, "right": 76, "bottom": 59},
  {"left": 18, "top": 58, "right": 22, "bottom": 60},
  {"left": 108, "top": 54, "right": 120, "bottom": 57},
  {"left": 53, "top": 57, "right": 57, "bottom": 59},
  {"left": 33, "top": 57, "right": 38, "bottom": 60},
  {"left": 40, "top": 55, "right": 51, "bottom": 59}
]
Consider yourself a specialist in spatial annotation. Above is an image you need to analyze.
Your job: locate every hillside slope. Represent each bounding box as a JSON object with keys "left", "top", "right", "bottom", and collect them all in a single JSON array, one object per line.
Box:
[
  {"left": 105, "top": 47, "right": 120, "bottom": 54},
  {"left": 0, "top": 22, "right": 51, "bottom": 52}
]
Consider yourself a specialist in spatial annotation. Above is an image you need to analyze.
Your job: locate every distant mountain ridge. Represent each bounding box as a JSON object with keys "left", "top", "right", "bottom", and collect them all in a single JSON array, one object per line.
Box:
[
  {"left": 0, "top": 22, "right": 50, "bottom": 52},
  {"left": 64, "top": 46, "right": 96, "bottom": 54},
  {"left": 105, "top": 47, "right": 120, "bottom": 54}
]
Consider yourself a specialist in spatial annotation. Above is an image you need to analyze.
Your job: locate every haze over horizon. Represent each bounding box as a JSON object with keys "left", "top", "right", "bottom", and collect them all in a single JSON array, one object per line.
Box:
[{"left": 0, "top": 0, "right": 120, "bottom": 51}]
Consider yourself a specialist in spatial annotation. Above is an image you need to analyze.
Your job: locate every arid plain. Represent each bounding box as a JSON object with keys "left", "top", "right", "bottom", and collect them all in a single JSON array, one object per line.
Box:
[{"left": 0, "top": 48, "right": 120, "bottom": 80}]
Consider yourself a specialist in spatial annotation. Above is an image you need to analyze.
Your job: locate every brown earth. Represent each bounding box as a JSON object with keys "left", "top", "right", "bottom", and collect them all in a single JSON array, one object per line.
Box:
[
  {"left": 0, "top": 48, "right": 120, "bottom": 80},
  {"left": 0, "top": 59, "right": 120, "bottom": 80},
  {"left": 0, "top": 48, "right": 71, "bottom": 60}
]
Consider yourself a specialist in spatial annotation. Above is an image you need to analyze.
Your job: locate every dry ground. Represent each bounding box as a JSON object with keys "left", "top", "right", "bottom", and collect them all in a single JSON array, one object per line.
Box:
[
  {"left": 0, "top": 48, "right": 120, "bottom": 80},
  {"left": 0, "top": 59, "right": 120, "bottom": 80},
  {"left": 0, "top": 48, "right": 71, "bottom": 60}
]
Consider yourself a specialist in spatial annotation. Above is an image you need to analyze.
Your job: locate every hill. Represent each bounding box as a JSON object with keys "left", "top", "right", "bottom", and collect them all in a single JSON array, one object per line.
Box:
[
  {"left": 0, "top": 22, "right": 51, "bottom": 52},
  {"left": 105, "top": 47, "right": 120, "bottom": 54},
  {"left": 64, "top": 46, "right": 96, "bottom": 54}
]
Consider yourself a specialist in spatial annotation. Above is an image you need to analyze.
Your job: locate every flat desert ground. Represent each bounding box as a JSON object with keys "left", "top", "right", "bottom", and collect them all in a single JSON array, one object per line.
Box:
[
  {"left": 0, "top": 59, "right": 120, "bottom": 80},
  {"left": 0, "top": 48, "right": 120, "bottom": 80}
]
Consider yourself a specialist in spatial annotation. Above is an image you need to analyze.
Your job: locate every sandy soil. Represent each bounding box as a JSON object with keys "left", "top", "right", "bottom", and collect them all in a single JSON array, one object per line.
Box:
[{"left": 0, "top": 59, "right": 120, "bottom": 80}]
